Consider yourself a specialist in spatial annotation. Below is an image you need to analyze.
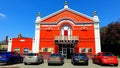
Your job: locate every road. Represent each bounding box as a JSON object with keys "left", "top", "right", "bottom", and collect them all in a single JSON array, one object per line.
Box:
[{"left": 0, "top": 59, "right": 119, "bottom": 68}]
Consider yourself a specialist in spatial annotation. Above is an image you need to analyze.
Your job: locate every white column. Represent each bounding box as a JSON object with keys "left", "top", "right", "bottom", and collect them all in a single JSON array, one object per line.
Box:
[
  {"left": 33, "top": 23, "right": 40, "bottom": 53},
  {"left": 61, "top": 28, "right": 64, "bottom": 40},
  {"left": 32, "top": 38, "right": 35, "bottom": 52},
  {"left": 32, "top": 13, "right": 41, "bottom": 53},
  {"left": 8, "top": 38, "right": 12, "bottom": 52},
  {"left": 94, "top": 22, "right": 101, "bottom": 54},
  {"left": 93, "top": 12, "right": 101, "bottom": 54}
]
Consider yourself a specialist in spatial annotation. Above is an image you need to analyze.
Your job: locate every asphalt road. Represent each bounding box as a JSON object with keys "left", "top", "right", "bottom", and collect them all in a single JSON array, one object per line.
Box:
[{"left": 0, "top": 59, "right": 119, "bottom": 68}]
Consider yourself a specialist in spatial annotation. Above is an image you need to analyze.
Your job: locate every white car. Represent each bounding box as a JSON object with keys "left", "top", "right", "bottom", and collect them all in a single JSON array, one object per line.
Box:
[{"left": 24, "top": 53, "right": 44, "bottom": 65}]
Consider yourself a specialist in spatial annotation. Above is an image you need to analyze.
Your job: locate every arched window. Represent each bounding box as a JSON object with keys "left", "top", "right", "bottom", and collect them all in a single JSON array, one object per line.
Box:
[{"left": 60, "top": 24, "right": 72, "bottom": 36}]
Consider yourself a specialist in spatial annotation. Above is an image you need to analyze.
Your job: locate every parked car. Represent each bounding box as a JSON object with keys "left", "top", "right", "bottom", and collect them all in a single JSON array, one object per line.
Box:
[
  {"left": 92, "top": 52, "right": 118, "bottom": 66},
  {"left": 0, "top": 52, "right": 23, "bottom": 64},
  {"left": 23, "top": 53, "right": 44, "bottom": 65},
  {"left": 71, "top": 53, "right": 88, "bottom": 65},
  {"left": 48, "top": 53, "right": 64, "bottom": 65}
]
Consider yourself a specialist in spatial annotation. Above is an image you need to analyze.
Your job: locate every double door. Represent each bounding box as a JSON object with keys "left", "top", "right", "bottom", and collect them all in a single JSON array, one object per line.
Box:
[{"left": 59, "top": 48, "right": 74, "bottom": 58}]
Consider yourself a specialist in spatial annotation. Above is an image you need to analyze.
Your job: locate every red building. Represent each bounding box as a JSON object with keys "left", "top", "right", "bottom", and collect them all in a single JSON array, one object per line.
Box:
[
  {"left": 8, "top": 2, "right": 101, "bottom": 58},
  {"left": 8, "top": 34, "right": 33, "bottom": 53}
]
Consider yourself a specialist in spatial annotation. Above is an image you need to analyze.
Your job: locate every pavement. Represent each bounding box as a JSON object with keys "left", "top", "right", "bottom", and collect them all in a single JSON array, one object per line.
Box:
[{"left": 0, "top": 59, "right": 119, "bottom": 68}]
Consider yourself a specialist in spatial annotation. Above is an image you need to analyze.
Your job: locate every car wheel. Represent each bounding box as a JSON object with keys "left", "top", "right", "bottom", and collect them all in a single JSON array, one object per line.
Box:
[
  {"left": 20, "top": 58, "right": 23, "bottom": 63},
  {"left": 7, "top": 60, "right": 12, "bottom": 65},
  {"left": 71, "top": 60, "right": 73, "bottom": 64},
  {"left": 114, "top": 64, "right": 118, "bottom": 66},
  {"left": 37, "top": 62, "right": 39, "bottom": 65},
  {"left": 24, "top": 63, "right": 27, "bottom": 65},
  {"left": 48, "top": 63, "right": 50, "bottom": 66},
  {"left": 62, "top": 62, "right": 64, "bottom": 64},
  {"left": 99, "top": 61, "right": 103, "bottom": 66},
  {"left": 42, "top": 60, "right": 44, "bottom": 63},
  {"left": 85, "top": 62, "right": 88, "bottom": 65},
  {"left": 92, "top": 60, "right": 95, "bottom": 64},
  {"left": 72, "top": 62, "right": 75, "bottom": 65}
]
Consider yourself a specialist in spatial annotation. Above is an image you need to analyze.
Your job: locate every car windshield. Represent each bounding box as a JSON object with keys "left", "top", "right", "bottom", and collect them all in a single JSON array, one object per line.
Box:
[
  {"left": 50, "top": 54, "right": 61, "bottom": 57},
  {"left": 0, "top": 52, "right": 10, "bottom": 54},
  {"left": 102, "top": 53, "right": 114, "bottom": 56},
  {"left": 27, "top": 53, "right": 36, "bottom": 56},
  {"left": 75, "top": 53, "right": 86, "bottom": 57}
]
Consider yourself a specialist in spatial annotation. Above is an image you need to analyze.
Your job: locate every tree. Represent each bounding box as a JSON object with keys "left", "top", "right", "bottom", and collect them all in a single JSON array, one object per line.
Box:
[
  {"left": 100, "top": 20, "right": 120, "bottom": 55},
  {"left": 0, "top": 45, "right": 1, "bottom": 50}
]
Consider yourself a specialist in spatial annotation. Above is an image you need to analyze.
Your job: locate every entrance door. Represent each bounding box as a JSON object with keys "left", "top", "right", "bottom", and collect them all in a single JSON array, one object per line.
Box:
[
  {"left": 59, "top": 44, "right": 74, "bottom": 59},
  {"left": 62, "top": 48, "right": 67, "bottom": 58},
  {"left": 70, "top": 48, "right": 74, "bottom": 58},
  {"left": 70, "top": 48, "right": 74, "bottom": 54}
]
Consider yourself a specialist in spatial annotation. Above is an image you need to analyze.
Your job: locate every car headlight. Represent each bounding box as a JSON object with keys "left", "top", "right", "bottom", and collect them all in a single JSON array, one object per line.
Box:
[{"left": 74, "top": 57, "right": 79, "bottom": 60}]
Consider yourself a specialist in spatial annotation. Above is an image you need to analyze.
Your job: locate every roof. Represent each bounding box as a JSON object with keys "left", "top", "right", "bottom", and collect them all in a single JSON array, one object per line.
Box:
[
  {"left": 0, "top": 40, "right": 8, "bottom": 45},
  {"left": 40, "top": 8, "right": 99, "bottom": 24},
  {"left": 12, "top": 37, "right": 33, "bottom": 39}
]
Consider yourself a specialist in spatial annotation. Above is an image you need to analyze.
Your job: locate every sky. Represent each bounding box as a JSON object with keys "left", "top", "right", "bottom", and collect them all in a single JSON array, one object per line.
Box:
[{"left": 0, "top": 0, "right": 120, "bottom": 41}]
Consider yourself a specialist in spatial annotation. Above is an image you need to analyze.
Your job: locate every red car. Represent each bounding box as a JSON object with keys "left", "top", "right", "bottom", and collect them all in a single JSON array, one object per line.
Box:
[{"left": 92, "top": 52, "right": 118, "bottom": 66}]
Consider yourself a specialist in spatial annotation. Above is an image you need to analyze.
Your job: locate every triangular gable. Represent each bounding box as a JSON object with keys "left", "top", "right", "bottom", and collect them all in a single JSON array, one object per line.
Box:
[{"left": 41, "top": 8, "right": 98, "bottom": 24}]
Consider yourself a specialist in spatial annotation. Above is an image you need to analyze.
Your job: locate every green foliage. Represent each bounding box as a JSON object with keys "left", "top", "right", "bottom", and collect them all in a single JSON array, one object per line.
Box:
[
  {"left": 100, "top": 20, "right": 120, "bottom": 55},
  {"left": 0, "top": 45, "right": 1, "bottom": 50}
]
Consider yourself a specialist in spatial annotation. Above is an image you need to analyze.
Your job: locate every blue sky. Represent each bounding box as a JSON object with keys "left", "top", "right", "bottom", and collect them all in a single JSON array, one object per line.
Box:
[{"left": 0, "top": 0, "right": 120, "bottom": 41}]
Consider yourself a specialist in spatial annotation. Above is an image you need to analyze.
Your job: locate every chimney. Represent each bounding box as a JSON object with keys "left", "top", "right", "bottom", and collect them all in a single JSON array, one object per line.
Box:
[
  {"left": 5, "top": 36, "right": 8, "bottom": 43},
  {"left": 18, "top": 34, "right": 22, "bottom": 38}
]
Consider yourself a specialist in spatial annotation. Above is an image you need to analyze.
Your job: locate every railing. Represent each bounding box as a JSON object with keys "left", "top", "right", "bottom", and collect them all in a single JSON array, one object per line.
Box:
[{"left": 54, "top": 36, "right": 79, "bottom": 40}]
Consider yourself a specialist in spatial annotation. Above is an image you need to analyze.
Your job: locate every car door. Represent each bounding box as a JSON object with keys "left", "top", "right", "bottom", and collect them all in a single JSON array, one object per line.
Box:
[
  {"left": 94, "top": 53, "right": 100, "bottom": 63},
  {"left": 12, "top": 52, "right": 19, "bottom": 63},
  {"left": 93, "top": 54, "right": 97, "bottom": 63},
  {"left": 96, "top": 53, "right": 101, "bottom": 63}
]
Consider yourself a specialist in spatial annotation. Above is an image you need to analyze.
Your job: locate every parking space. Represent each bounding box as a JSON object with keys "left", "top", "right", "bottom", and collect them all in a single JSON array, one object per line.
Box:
[{"left": 0, "top": 59, "right": 119, "bottom": 68}]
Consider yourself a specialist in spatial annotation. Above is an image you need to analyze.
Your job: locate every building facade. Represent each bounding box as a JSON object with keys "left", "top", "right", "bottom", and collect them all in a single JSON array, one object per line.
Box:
[{"left": 8, "top": 3, "right": 101, "bottom": 58}]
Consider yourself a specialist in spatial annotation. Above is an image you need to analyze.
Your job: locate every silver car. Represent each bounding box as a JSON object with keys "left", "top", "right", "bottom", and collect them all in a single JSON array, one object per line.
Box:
[
  {"left": 48, "top": 54, "right": 64, "bottom": 65},
  {"left": 24, "top": 53, "right": 44, "bottom": 65}
]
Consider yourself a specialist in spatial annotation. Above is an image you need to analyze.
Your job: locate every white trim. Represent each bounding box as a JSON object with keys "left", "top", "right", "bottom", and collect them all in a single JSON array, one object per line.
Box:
[
  {"left": 40, "top": 8, "right": 99, "bottom": 22},
  {"left": 8, "top": 39, "right": 12, "bottom": 52},
  {"left": 41, "top": 23, "right": 93, "bottom": 27},
  {"left": 68, "top": 8, "right": 99, "bottom": 22},
  {"left": 58, "top": 19, "right": 75, "bottom": 26},
  {"left": 94, "top": 23, "right": 101, "bottom": 54},
  {"left": 61, "top": 25, "right": 72, "bottom": 36}
]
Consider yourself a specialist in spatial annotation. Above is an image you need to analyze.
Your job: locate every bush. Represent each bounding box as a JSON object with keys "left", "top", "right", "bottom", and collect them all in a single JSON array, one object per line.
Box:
[{"left": 117, "top": 55, "right": 120, "bottom": 58}]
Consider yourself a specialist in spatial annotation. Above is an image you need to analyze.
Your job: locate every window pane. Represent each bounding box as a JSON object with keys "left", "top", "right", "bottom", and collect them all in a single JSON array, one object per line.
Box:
[
  {"left": 81, "top": 48, "right": 86, "bottom": 52},
  {"left": 88, "top": 48, "right": 92, "bottom": 52},
  {"left": 43, "top": 48, "right": 48, "bottom": 52},
  {"left": 23, "top": 48, "right": 29, "bottom": 53},
  {"left": 14, "top": 48, "right": 20, "bottom": 53}
]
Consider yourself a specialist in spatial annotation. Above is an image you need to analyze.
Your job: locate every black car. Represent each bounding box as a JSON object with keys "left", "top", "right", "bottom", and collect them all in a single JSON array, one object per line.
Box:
[{"left": 71, "top": 53, "right": 88, "bottom": 65}]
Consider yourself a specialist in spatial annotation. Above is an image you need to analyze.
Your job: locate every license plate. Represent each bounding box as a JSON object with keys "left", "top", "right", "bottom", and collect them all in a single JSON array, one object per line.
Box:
[
  {"left": 107, "top": 58, "right": 113, "bottom": 60},
  {"left": 28, "top": 57, "right": 33, "bottom": 58},
  {"left": 52, "top": 58, "right": 56, "bottom": 60},
  {"left": 79, "top": 60, "right": 84, "bottom": 62}
]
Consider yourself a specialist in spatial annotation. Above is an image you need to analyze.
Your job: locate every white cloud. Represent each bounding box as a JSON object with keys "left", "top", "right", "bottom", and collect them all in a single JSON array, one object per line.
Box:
[{"left": 0, "top": 13, "right": 6, "bottom": 18}]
